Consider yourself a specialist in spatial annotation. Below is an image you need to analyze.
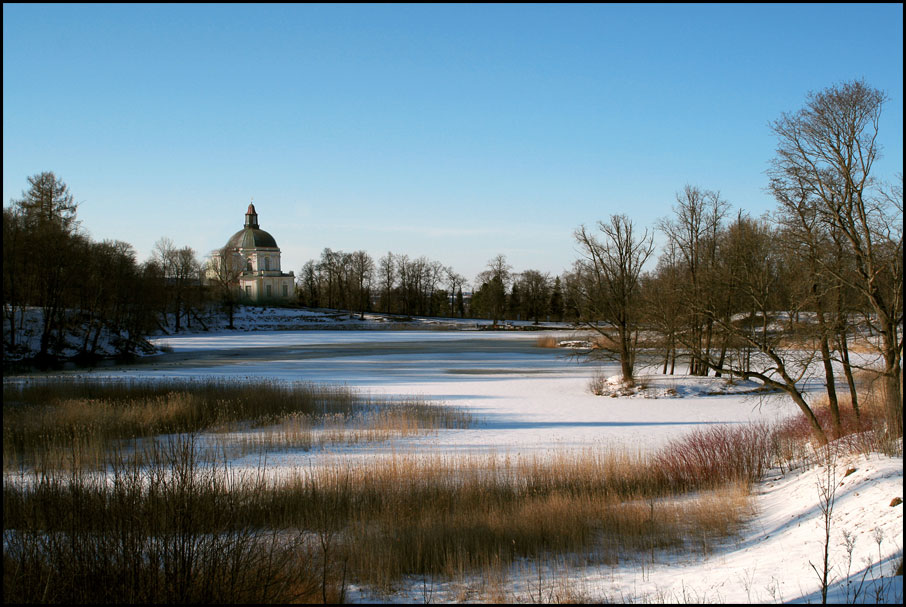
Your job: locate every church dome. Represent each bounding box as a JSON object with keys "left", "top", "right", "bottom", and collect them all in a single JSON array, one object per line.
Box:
[
  {"left": 226, "top": 227, "right": 278, "bottom": 249},
  {"left": 225, "top": 202, "right": 278, "bottom": 249}
]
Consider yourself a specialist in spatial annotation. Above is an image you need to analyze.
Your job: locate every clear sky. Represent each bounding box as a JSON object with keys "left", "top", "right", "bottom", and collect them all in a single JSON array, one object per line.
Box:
[{"left": 3, "top": 3, "right": 903, "bottom": 284}]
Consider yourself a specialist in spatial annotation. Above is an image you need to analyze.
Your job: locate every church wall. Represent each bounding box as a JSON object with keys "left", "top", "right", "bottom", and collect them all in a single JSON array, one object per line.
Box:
[{"left": 238, "top": 274, "right": 294, "bottom": 303}]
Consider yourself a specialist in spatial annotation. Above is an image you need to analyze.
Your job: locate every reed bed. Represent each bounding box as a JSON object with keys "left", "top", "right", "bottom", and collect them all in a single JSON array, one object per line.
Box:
[
  {"left": 3, "top": 377, "right": 471, "bottom": 471},
  {"left": 3, "top": 436, "right": 329, "bottom": 603},
  {"left": 5, "top": 427, "right": 766, "bottom": 602},
  {"left": 215, "top": 405, "right": 467, "bottom": 458}
]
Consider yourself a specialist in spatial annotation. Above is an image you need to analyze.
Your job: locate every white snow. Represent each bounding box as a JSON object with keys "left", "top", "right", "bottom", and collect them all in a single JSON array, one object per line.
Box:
[{"left": 5, "top": 326, "right": 902, "bottom": 603}]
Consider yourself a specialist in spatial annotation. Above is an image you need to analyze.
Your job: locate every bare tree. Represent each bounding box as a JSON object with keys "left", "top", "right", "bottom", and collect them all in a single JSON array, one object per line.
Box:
[
  {"left": 549, "top": 276, "right": 565, "bottom": 322},
  {"left": 348, "top": 250, "right": 374, "bottom": 320},
  {"left": 685, "top": 215, "right": 831, "bottom": 446},
  {"left": 769, "top": 80, "right": 903, "bottom": 436},
  {"left": 298, "top": 260, "right": 320, "bottom": 308},
  {"left": 424, "top": 260, "right": 446, "bottom": 317},
  {"left": 574, "top": 215, "right": 654, "bottom": 386},
  {"left": 474, "top": 255, "right": 512, "bottom": 325},
  {"left": 153, "top": 238, "right": 200, "bottom": 332},
  {"left": 207, "top": 246, "right": 244, "bottom": 329},
  {"left": 318, "top": 248, "right": 345, "bottom": 310},
  {"left": 445, "top": 267, "right": 467, "bottom": 318},
  {"left": 657, "top": 186, "right": 731, "bottom": 375},
  {"left": 517, "top": 270, "right": 552, "bottom": 324},
  {"left": 772, "top": 187, "right": 847, "bottom": 437},
  {"left": 378, "top": 252, "right": 395, "bottom": 314},
  {"left": 642, "top": 241, "right": 685, "bottom": 375}
]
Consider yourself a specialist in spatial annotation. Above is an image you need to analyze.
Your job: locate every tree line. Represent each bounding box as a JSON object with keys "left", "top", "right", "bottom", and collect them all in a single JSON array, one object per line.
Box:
[
  {"left": 296, "top": 248, "right": 572, "bottom": 324},
  {"left": 566, "top": 80, "right": 901, "bottom": 444},
  {"left": 2, "top": 173, "right": 210, "bottom": 363}
]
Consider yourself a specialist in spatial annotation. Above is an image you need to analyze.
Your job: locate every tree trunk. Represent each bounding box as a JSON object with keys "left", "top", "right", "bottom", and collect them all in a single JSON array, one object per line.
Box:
[
  {"left": 818, "top": 333, "right": 843, "bottom": 438},
  {"left": 836, "top": 330, "right": 860, "bottom": 420},
  {"left": 813, "top": 302, "right": 842, "bottom": 437},
  {"left": 619, "top": 324, "right": 634, "bottom": 386},
  {"left": 883, "top": 370, "right": 903, "bottom": 438},
  {"left": 880, "top": 317, "right": 903, "bottom": 438}
]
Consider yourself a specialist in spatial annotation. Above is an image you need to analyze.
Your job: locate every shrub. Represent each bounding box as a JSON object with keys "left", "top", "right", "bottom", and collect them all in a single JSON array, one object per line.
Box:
[{"left": 654, "top": 423, "right": 776, "bottom": 490}]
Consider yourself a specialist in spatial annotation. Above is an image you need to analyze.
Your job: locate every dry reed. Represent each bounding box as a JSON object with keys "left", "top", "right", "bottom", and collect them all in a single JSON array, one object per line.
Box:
[
  {"left": 535, "top": 335, "right": 560, "bottom": 348},
  {"left": 3, "top": 377, "right": 471, "bottom": 471},
  {"left": 4, "top": 439, "right": 759, "bottom": 601}
]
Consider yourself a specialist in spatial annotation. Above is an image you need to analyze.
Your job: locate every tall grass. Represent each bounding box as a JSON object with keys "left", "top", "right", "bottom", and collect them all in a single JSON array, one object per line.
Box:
[
  {"left": 4, "top": 433, "right": 762, "bottom": 602},
  {"left": 3, "top": 435, "right": 329, "bottom": 603},
  {"left": 3, "top": 378, "right": 471, "bottom": 470}
]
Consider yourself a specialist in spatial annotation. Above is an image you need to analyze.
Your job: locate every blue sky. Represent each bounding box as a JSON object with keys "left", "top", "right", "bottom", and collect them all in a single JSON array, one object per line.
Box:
[{"left": 3, "top": 3, "right": 903, "bottom": 283}]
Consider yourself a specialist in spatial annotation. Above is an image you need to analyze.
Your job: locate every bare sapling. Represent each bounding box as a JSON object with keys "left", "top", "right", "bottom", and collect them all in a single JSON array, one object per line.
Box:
[{"left": 809, "top": 445, "right": 839, "bottom": 604}]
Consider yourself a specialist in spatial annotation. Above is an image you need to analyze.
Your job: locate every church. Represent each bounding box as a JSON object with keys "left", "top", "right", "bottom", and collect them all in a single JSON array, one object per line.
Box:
[{"left": 208, "top": 203, "right": 295, "bottom": 302}]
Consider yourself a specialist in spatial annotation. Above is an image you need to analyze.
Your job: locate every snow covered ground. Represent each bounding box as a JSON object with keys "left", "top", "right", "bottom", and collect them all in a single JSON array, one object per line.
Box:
[{"left": 5, "top": 326, "right": 902, "bottom": 603}]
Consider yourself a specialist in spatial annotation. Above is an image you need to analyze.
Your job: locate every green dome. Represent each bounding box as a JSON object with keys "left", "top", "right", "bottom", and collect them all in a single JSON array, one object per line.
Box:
[
  {"left": 226, "top": 227, "right": 278, "bottom": 249},
  {"left": 225, "top": 202, "right": 278, "bottom": 249}
]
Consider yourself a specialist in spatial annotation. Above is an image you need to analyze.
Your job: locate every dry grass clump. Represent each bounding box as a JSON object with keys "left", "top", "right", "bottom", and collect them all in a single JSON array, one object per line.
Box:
[
  {"left": 536, "top": 335, "right": 560, "bottom": 348},
  {"left": 3, "top": 378, "right": 471, "bottom": 471},
  {"left": 588, "top": 369, "right": 609, "bottom": 395},
  {"left": 590, "top": 333, "right": 621, "bottom": 351},
  {"left": 535, "top": 333, "right": 626, "bottom": 351},
  {"left": 214, "top": 448, "right": 753, "bottom": 593},
  {"left": 4, "top": 438, "right": 758, "bottom": 602}
]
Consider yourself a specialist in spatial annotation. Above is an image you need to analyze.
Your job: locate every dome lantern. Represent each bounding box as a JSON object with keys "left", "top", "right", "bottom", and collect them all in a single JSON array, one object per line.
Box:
[{"left": 244, "top": 202, "right": 259, "bottom": 229}]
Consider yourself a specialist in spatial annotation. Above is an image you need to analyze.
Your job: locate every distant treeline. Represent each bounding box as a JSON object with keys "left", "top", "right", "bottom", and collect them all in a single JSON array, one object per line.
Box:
[{"left": 296, "top": 249, "right": 571, "bottom": 324}]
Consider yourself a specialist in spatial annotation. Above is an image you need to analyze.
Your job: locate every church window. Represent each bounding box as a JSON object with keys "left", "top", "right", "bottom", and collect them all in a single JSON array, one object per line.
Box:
[
  {"left": 283, "top": 284, "right": 288, "bottom": 297},
  {"left": 266, "top": 285, "right": 272, "bottom": 297},
  {"left": 265, "top": 257, "right": 270, "bottom": 271}
]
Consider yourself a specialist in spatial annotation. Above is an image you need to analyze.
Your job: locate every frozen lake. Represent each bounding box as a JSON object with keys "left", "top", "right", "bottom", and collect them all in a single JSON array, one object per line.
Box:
[{"left": 60, "top": 330, "right": 798, "bottom": 457}]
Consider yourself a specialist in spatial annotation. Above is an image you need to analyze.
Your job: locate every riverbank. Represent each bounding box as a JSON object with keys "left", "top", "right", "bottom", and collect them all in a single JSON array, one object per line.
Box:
[{"left": 3, "top": 304, "right": 576, "bottom": 372}]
